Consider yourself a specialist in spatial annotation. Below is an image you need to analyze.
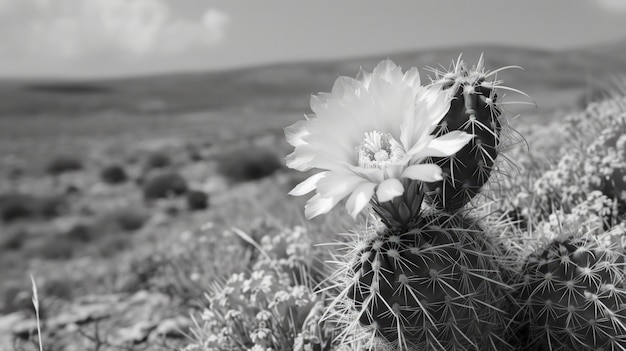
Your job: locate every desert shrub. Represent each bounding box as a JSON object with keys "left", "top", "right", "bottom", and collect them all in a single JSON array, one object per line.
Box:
[
  {"left": 186, "top": 144, "right": 204, "bottom": 162},
  {"left": 256, "top": 225, "right": 327, "bottom": 285},
  {"left": 46, "top": 155, "right": 83, "bottom": 175},
  {"left": 1, "top": 227, "right": 29, "bottom": 250},
  {"left": 186, "top": 190, "right": 209, "bottom": 211},
  {"left": 122, "top": 252, "right": 202, "bottom": 300},
  {"left": 217, "top": 147, "right": 283, "bottom": 182},
  {"left": 120, "top": 223, "right": 251, "bottom": 304},
  {"left": 533, "top": 103, "right": 626, "bottom": 210},
  {"left": 38, "top": 195, "right": 66, "bottom": 218},
  {"left": 95, "top": 234, "right": 133, "bottom": 258},
  {"left": 144, "top": 151, "right": 171, "bottom": 170},
  {"left": 499, "top": 98, "right": 626, "bottom": 227},
  {"left": 24, "top": 235, "right": 76, "bottom": 260},
  {"left": 63, "top": 222, "right": 94, "bottom": 242},
  {"left": 493, "top": 96, "right": 626, "bottom": 259},
  {"left": 2, "top": 285, "right": 33, "bottom": 315},
  {"left": 185, "top": 226, "right": 333, "bottom": 350},
  {"left": 2, "top": 278, "right": 73, "bottom": 315},
  {"left": 123, "top": 254, "right": 167, "bottom": 293},
  {"left": 111, "top": 209, "right": 148, "bottom": 232},
  {"left": 42, "top": 278, "right": 74, "bottom": 301},
  {"left": 100, "top": 164, "right": 128, "bottom": 184},
  {"left": 0, "top": 194, "right": 34, "bottom": 222},
  {"left": 93, "top": 208, "right": 148, "bottom": 235},
  {"left": 142, "top": 172, "right": 188, "bottom": 200},
  {"left": 577, "top": 85, "right": 610, "bottom": 109},
  {"left": 0, "top": 193, "right": 65, "bottom": 223}
]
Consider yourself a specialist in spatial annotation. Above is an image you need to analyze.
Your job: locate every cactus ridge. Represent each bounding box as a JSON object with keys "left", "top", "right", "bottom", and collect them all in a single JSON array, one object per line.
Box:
[
  {"left": 424, "top": 55, "right": 523, "bottom": 212},
  {"left": 514, "top": 236, "right": 626, "bottom": 351},
  {"left": 327, "top": 212, "right": 515, "bottom": 351}
]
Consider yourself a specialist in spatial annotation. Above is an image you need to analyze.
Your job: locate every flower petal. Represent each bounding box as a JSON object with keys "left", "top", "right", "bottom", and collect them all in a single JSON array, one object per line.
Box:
[
  {"left": 331, "top": 76, "right": 363, "bottom": 98},
  {"left": 383, "top": 163, "right": 404, "bottom": 179},
  {"left": 310, "top": 93, "right": 331, "bottom": 114},
  {"left": 420, "top": 84, "right": 454, "bottom": 128},
  {"left": 304, "top": 194, "right": 335, "bottom": 219},
  {"left": 288, "top": 172, "right": 328, "bottom": 196},
  {"left": 376, "top": 178, "right": 404, "bottom": 203},
  {"left": 284, "top": 120, "right": 309, "bottom": 147},
  {"left": 316, "top": 172, "right": 365, "bottom": 198},
  {"left": 402, "top": 164, "right": 443, "bottom": 182},
  {"left": 372, "top": 59, "right": 403, "bottom": 84},
  {"left": 408, "top": 131, "right": 474, "bottom": 160},
  {"left": 402, "top": 67, "right": 421, "bottom": 87},
  {"left": 400, "top": 85, "right": 449, "bottom": 149},
  {"left": 429, "top": 131, "right": 474, "bottom": 156},
  {"left": 286, "top": 144, "right": 352, "bottom": 173},
  {"left": 345, "top": 182, "right": 377, "bottom": 219},
  {"left": 285, "top": 151, "right": 314, "bottom": 172},
  {"left": 301, "top": 172, "right": 368, "bottom": 219},
  {"left": 347, "top": 165, "right": 385, "bottom": 184},
  {"left": 356, "top": 67, "right": 372, "bottom": 87}
]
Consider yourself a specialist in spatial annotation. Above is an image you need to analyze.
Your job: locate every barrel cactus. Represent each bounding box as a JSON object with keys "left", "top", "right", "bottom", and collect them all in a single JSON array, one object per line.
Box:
[
  {"left": 514, "top": 235, "right": 626, "bottom": 351},
  {"left": 328, "top": 212, "right": 515, "bottom": 351}
]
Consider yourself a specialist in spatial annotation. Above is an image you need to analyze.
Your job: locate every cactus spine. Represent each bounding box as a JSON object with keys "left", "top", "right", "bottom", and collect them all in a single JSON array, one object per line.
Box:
[{"left": 425, "top": 55, "right": 507, "bottom": 211}]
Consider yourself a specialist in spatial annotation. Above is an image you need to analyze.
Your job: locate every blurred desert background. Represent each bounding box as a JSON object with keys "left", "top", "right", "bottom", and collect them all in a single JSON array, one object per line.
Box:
[{"left": 1, "top": 0, "right": 626, "bottom": 350}]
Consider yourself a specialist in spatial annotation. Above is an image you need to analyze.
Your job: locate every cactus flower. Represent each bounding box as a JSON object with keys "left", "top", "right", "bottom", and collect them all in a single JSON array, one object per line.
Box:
[{"left": 285, "top": 59, "right": 473, "bottom": 219}]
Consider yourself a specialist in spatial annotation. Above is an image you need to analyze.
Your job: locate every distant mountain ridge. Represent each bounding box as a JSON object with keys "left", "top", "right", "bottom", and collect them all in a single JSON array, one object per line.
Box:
[{"left": 1, "top": 41, "right": 626, "bottom": 117}]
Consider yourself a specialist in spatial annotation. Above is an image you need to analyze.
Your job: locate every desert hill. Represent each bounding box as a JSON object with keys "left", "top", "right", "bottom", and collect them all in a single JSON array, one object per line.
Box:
[{"left": 1, "top": 41, "right": 625, "bottom": 118}]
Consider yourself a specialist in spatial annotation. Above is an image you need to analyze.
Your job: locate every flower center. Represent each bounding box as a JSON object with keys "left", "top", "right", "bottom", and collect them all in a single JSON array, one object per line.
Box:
[{"left": 357, "top": 131, "right": 405, "bottom": 169}]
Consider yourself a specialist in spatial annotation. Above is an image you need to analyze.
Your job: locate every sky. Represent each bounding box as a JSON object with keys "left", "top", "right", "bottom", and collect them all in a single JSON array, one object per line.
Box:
[{"left": 0, "top": 0, "right": 625, "bottom": 79}]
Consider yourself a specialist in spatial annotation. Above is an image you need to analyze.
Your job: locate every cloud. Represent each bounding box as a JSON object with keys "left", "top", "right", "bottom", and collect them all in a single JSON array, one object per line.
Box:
[
  {"left": 0, "top": 0, "right": 230, "bottom": 60},
  {"left": 202, "top": 9, "right": 230, "bottom": 45},
  {"left": 595, "top": 0, "right": 626, "bottom": 12}
]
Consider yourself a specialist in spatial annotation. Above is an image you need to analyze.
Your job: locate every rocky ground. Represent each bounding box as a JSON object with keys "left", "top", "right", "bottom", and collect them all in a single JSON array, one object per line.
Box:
[{"left": 2, "top": 289, "right": 192, "bottom": 351}]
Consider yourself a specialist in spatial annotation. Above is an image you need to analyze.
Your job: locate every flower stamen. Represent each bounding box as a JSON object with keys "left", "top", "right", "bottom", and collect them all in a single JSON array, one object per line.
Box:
[{"left": 357, "top": 131, "right": 405, "bottom": 169}]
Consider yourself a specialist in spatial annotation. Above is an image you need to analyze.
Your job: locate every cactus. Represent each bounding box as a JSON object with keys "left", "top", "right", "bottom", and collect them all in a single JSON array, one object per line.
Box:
[
  {"left": 514, "top": 235, "right": 626, "bottom": 351},
  {"left": 424, "top": 56, "right": 519, "bottom": 211},
  {"left": 282, "top": 56, "right": 537, "bottom": 350},
  {"left": 328, "top": 212, "right": 514, "bottom": 351}
]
